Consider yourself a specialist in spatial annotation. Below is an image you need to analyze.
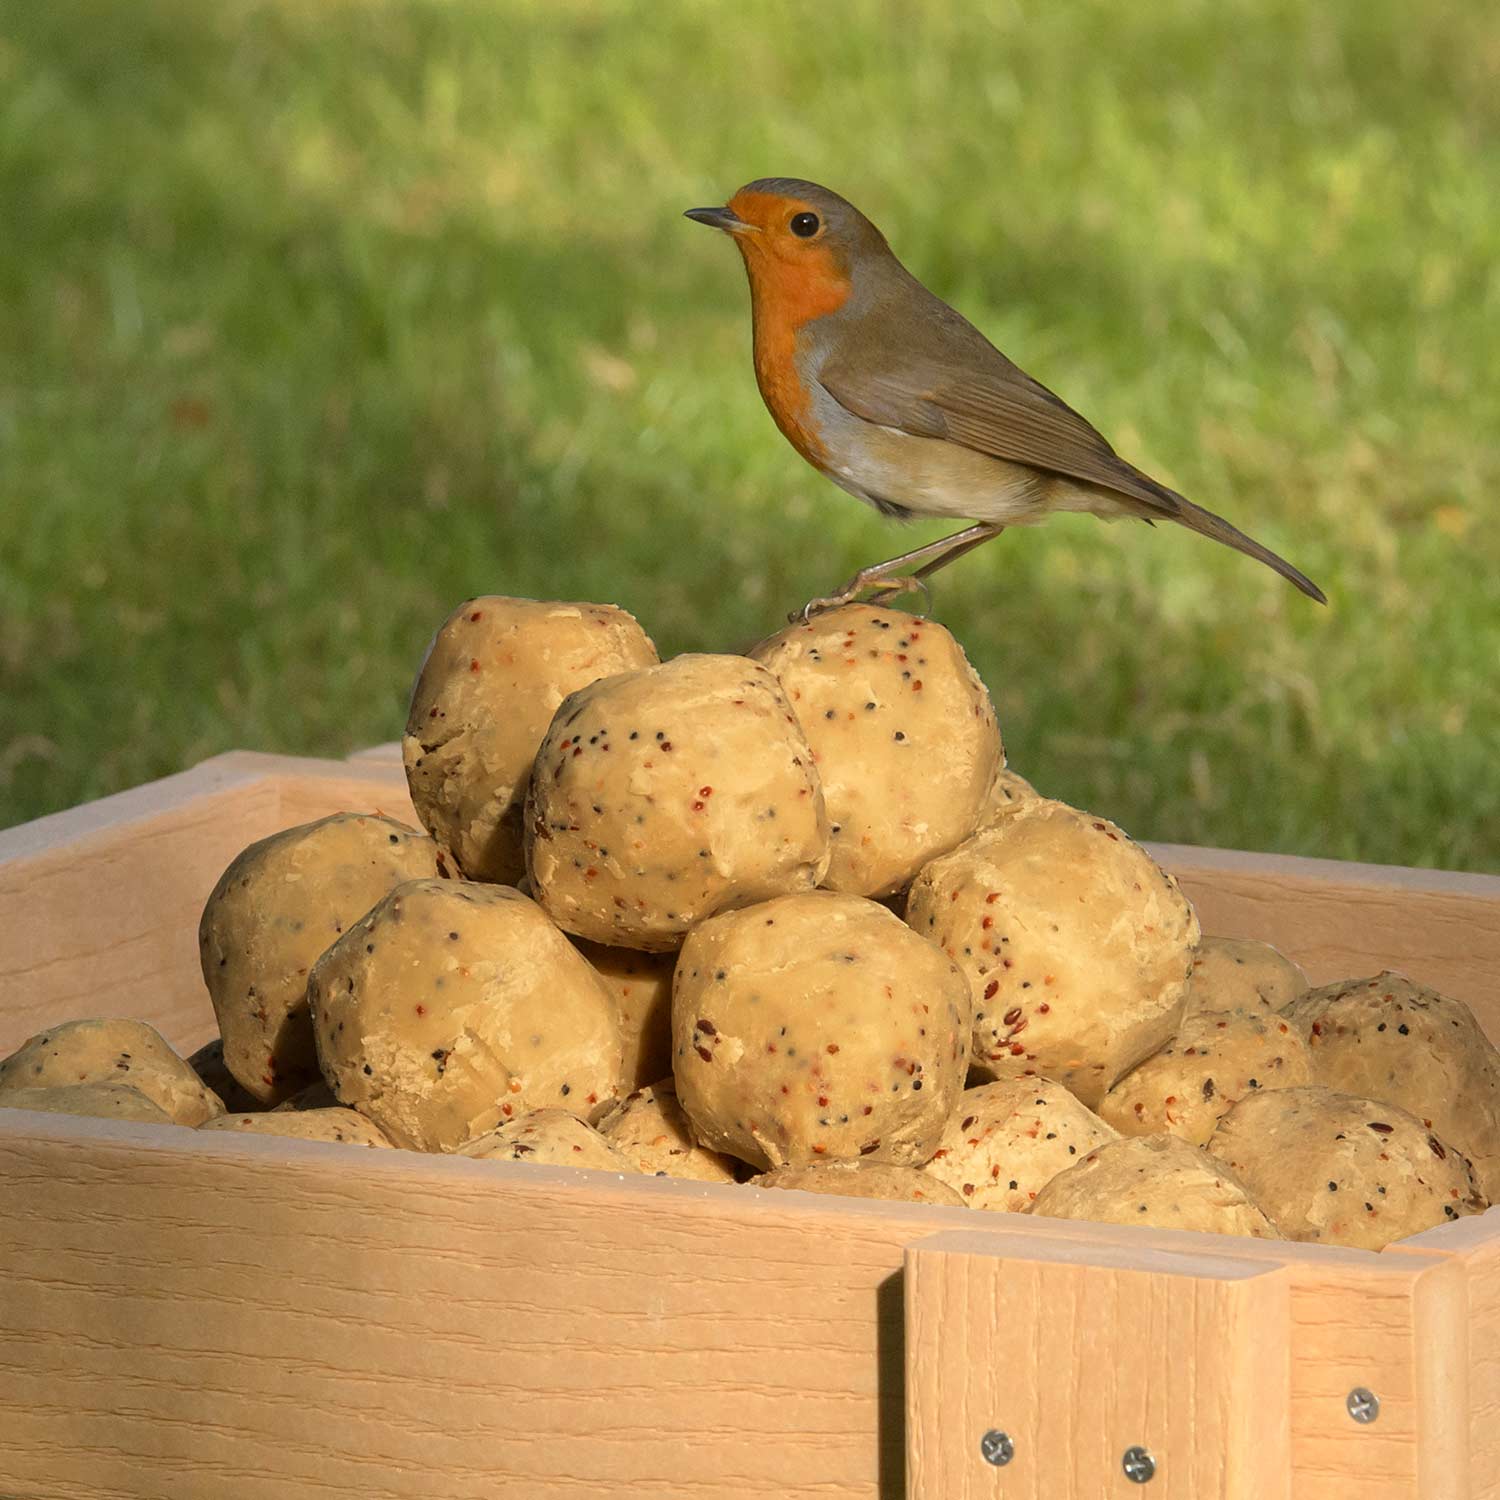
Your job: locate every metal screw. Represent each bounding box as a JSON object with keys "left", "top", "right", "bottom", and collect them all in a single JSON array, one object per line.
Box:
[
  {"left": 1122, "top": 1446, "right": 1156, "bottom": 1484},
  {"left": 1347, "top": 1387, "right": 1380, "bottom": 1424},
  {"left": 979, "top": 1429, "right": 1015, "bottom": 1466}
]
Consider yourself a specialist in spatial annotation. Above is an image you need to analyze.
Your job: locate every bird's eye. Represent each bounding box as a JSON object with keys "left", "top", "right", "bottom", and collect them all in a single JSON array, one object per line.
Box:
[{"left": 789, "top": 212, "right": 820, "bottom": 238}]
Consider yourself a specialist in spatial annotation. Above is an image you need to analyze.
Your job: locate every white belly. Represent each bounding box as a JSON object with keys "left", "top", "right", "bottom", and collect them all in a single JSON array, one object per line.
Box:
[
  {"left": 826, "top": 418, "right": 1057, "bottom": 524},
  {"left": 800, "top": 373, "right": 1062, "bottom": 524}
]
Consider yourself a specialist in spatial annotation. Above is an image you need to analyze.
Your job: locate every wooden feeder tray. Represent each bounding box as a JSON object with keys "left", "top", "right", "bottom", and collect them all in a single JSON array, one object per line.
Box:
[{"left": 2, "top": 749, "right": 1499, "bottom": 1499}]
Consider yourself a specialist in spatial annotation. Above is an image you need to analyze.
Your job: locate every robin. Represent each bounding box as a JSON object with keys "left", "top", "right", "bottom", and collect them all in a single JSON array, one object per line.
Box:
[{"left": 686, "top": 178, "right": 1325, "bottom": 614}]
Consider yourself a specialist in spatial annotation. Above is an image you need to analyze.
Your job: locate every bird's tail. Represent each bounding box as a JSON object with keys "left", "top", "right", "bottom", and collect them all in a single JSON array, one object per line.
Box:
[{"left": 1149, "top": 488, "right": 1326, "bottom": 604}]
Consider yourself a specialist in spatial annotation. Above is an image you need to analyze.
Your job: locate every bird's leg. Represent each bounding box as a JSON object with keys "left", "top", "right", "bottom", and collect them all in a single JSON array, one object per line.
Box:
[
  {"left": 795, "top": 523, "right": 1004, "bottom": 622},
  {"left": 910, "top": 524, "right": 1004, "bottom": 582}
]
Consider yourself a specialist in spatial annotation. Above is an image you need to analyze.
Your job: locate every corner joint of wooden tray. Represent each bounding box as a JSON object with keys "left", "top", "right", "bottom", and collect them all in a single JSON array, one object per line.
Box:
[{"left": 902, "top": 1226, "right": 1294, "bottom": 1500}]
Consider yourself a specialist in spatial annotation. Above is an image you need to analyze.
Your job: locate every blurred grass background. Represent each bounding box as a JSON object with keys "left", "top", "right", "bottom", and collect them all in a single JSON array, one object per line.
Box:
[{"left": 2, "top": 0, "right": 1497, "bottom": 869}]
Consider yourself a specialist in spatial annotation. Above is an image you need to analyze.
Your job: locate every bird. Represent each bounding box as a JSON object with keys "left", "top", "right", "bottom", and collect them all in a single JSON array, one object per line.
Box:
[{"left": 685, "top": 178, "right": 1325, "bottom": 616}]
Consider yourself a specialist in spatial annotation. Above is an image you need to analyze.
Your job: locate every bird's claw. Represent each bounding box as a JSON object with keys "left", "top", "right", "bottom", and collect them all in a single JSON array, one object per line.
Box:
[{"left": 789, "top": 571, "right": 932, "bottom": 625}]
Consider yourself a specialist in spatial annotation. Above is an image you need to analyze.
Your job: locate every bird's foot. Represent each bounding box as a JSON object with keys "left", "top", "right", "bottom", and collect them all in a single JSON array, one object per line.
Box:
[{"left": 790, "top": 570, "right": 931, "bottom": 625}]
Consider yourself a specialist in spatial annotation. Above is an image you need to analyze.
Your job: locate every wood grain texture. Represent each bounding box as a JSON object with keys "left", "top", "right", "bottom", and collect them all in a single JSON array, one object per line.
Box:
[
  {"left": 1400, "top": 1212, "right": 1500, "bottom": 1498},
  {"left": 906, "top": 1228, "right": 1474, "bottom": 1500},
  {"left": 905, "top": 1228, "right": 1291, "bottom": 1500},
  {"left": 3, "top": 752, "right": 1500, "bottom": 1498},
  {"left": 0, "top": 754, "right": 417, "bottom": 1056},
  {"left": 1, "top": 1108, "right": 1460, "bottom": 1500},
  {"left": 268, "top": 752, "right": 417, "bottom": 830},
  {"left": 0, "top": 757, "right": 279, "bottom": 1056},
  {"left": 1279, "top": 1252, "right": 1469, "bottom": 1500},
  {"left": 3, "top": 749, "right": 1496, "bottom": 1058},
  {"left": 1151, "top": 839, "right": 1500, "bottom": 1019},
  {"left": 0, "top": 1114, "right": 919, "bottom": 1499},
  {"left": 346, "top": 741, "right": 405, "bottom": 765},
  {"left": 0, "top": 1113, "right": 1301, "bottom": 1500}
]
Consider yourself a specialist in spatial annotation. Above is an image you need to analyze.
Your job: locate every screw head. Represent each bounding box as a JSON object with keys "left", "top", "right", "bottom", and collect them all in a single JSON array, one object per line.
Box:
[
  {"left": 1347, "top": 1387, "right": 1380, "bottom": 1424},
  {"left": 1122, "top": 1446, "right": 1156, "bottom": 1483},
  {"left": 979, "top": 1429, "right": 1015, "bottom": 1466}
]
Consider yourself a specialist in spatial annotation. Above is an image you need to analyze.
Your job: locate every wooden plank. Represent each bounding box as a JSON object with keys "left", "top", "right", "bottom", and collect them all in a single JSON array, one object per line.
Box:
[
  {"left": 1279, "top": 1251, "right": 1469, "bottom": 1500},
  {"left": 4, "top": 750, "right": 1497, "bottom": 1063},
  {"left": 267, "top": 754, "right": 417, "bottom": 829},
  {"left": 0, "top": 754, "right": 419, "bottom": 1058},
  {"left": 905, "top": 1228, "right": 1291, "bottom": 1500},
  {"left": 0, "top": 755, "right": 288, "bottom": 1056},
  {"left": 2, "top": 753, "right": 1498, "bottom": 1497},
  {"left": 346, "top": 741, "right": 404, "bottom": 765},
  {"left": 0, "top": 1114, "right": 982, "bottom": 1500},
  {"left": 1151, "top": 840, "right": 1500, "bottom": 1022},
  {"left": 0, "top": 1111, "right": 1449, "bottom": 1500},
  {"left": 1409, "top": 1254, "right": 1474, "bottom": 1499},
  {"left": 906, "top": 1227, "right": 1471, "bottom": 1500},
  {"left": 1398, "top": 1212, "right": 1500, "bottom": 1497}
]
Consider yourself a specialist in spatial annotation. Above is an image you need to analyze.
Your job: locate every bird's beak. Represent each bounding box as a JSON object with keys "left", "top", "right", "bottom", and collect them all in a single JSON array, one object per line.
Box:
[{"left": 684, "top": 206, "right": 757, "bottom": 235}]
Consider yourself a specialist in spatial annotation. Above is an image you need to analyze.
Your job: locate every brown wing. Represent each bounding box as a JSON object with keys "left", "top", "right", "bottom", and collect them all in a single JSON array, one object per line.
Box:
[
  {"left": 818, "top": 347, "right": 1181, "bottom": 515},
  {"left": 819, "top": 334, "right": 1327, "bottom": 602},
  {"left": 813, "top": 261, "right": 1327, "bottom": 600}
]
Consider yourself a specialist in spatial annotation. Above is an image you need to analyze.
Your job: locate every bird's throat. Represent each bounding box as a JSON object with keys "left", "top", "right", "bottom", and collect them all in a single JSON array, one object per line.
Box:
[{"left": 739, "top": 245, "right": 850, "bottom": 470}]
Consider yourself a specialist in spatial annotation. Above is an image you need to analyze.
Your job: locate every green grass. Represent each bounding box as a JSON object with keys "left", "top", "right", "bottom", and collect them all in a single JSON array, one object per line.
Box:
[{"left": 2, "top": 0, "right": 1498, "bottom": 870}]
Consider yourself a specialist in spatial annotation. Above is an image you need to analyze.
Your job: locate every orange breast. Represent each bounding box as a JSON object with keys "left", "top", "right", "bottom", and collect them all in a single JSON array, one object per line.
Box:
[{"left": 739, "top": 242, "right": 850, "bottom": 470}]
